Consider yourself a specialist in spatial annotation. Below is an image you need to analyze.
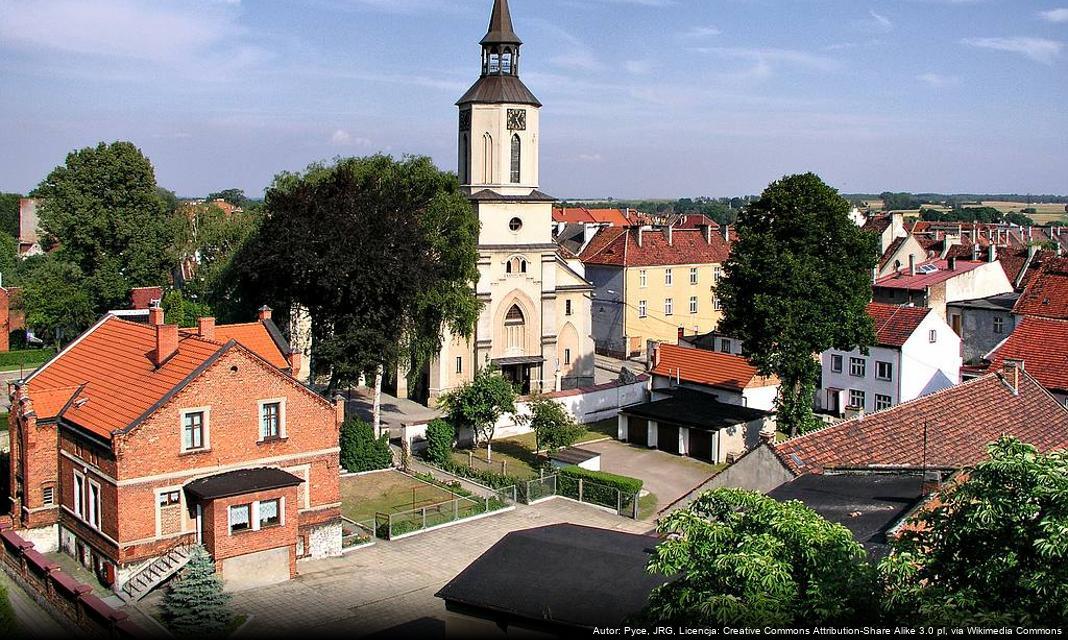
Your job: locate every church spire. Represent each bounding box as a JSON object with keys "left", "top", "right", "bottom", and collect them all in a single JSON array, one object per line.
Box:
[
  {"left": 481, "top": 0, "right": 522, "bottom": 46},
  {"left": 479, "top": 0, "right": 522, "bottom": 77}
]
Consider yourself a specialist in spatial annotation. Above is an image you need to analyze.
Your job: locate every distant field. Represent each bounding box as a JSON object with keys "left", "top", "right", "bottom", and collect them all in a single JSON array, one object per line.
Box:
[{"left": 868, "top": 199, "right": 1066, "bottom": 224}]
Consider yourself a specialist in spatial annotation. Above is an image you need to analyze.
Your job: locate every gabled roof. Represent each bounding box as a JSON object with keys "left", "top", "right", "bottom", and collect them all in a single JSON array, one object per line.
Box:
[
  {"left": 579, "top": 226, "right": 731, "bottom": 267},
  {"left": 1014, "top": 257, "right": 1068, "bottom": 320},
  {"left": 191, "top": 322, "right": 290, "bottom": 370},
  {"left": 867, "top": 302, "right": 931, "bottom": 348},
  {"left": 652, "top": 343, "right": 777, "bottom": 392},
  {"left": 986, "top": 317, "right": 1068, "bottom": 394},
  {"left": 774, "top": 370, "right": 1068, "bottom": 474},
  {"left": 873, "top": 259, "right": 985, "bottom": 290},
  {"left": 552, "top": 207, "right": 632, "bottom": 226}
]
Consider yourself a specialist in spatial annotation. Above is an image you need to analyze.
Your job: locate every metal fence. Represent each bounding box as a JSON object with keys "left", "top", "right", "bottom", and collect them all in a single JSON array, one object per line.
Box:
[
  {"left": 522, "top": 474, "right": 558, "bottom": 504},
  {"left": 527, "top": 473, "right": 640, "bottom": 519},
  {"left": 341, "top": 517, "right": 375, "bottom": 549},
  {"left": 374, "top": 489, "right": 515, "bottom": 540}
]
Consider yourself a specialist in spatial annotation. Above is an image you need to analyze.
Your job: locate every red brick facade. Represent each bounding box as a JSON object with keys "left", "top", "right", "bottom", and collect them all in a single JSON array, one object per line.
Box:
[{"left": 7, "top": 312, "right": 343, "bottom": 593}]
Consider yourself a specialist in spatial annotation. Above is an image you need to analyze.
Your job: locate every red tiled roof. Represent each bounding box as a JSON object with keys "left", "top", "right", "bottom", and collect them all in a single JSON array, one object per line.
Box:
[
  {"left": 861, "top": 215, "right": 891, "bottom": 234},
  {"left": 199, "top": 322, "right": 290, "bottom": 370},
  {"left": 30, "top": 386, "right": 82, "bottom": 420},
  {"left": 874, "top": 259, "right": 985, "bottom": 290},
  {"left": 986, "top": 317, "right": 1068, "bottom": 393},
  {"left": 1013, "top": 257, "right": 1068, "bottom": 320},
  {"left": 27, "top": 316, "right": 225, "bottom": 439},
  {"left": 552, "top": 207, "right": 633, "bottom": 226},
  {"left": 774, "top": 370, "right": 1068, "bottom": 473},
  {"left": 579, "top": 226, "right": 731, "bottom": 267},
  {"left": 652, "top": 343, "right": 777, "bottom": 391},
  {"left": 867, "top": 302, "right": 930, "bottom": 348}
]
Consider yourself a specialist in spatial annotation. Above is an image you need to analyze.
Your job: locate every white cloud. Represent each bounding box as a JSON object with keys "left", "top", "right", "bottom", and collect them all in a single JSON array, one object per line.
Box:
[
  {"left": 624, "top": 59, "right": 654, "bottom": 75},
  {"left": 330, "top": 130, "right": 373, "bottom": 148},
  {"left": 1040, "top": 8, "right": 1068, "bottom": 23},
  {"left": 869, "top": 10, "right": 894, "bottom": 32},
  {"left": 691, "top": 47, "right": 842, "bottom": 78},
  {"left": 961, "top": 36, "right": 1063, "bottom": 64},
  {"left": 917, "top": 72, "right": 961, "bottom": 87},
  {"left": 685, "top": 26, "right": 722, "bottom": 38}
]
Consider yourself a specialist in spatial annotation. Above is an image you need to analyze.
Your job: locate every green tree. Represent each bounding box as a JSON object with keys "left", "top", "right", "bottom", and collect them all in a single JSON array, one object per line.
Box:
[
  {"left": 160, "top": 546, "right": 234, "bottom": 638},
  {"left": 641, "top": 488, "right": 874, "bottom": 626},
  {"left": 880, "top": 437, "right": 1068, "bottom": 625},
  {"left": 528, "top": 396, "right": 583, "bottom": 454},
  {"left": 162, "top": 289, "right": 212, "bottom": 328},
  {"left": 175, "top": 201, "right": 260, "bottom": 305},
  {"left": 207, "top": 188, "right": 247, "bottom": 207},
  {"left": 339, "top": 417, "right": 393, "bottom": 472},
  {"left": 21, "top": 256, "right": 95, "bottom": 347},
  {"left": 425, "top": 418, "right": 456, "bottom": 466},
  {"left": 32, "top": 141, "right": 178, "bottom": 312},
  {"left": 0, "top": 232, "right": 18, "bottom": 286},
  {"left": 718, "top": 173, "right": 878, "bottom": 435},
  {"left": 438, "top": 364, "right": 517, "bottom": 462},
  {"left": 227, "top": 155, "right": 480, "bottom": 400},
  {"left": 0, "top": 193, "right": 20, "bottom": 238}
]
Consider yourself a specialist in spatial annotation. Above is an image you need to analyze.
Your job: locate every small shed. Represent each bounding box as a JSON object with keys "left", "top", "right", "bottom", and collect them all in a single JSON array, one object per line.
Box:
[{"left": 549, "top": 447, "right": 601, "bottom": 471}]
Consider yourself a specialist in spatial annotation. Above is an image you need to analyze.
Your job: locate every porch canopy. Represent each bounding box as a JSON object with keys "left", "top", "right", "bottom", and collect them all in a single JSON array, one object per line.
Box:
[
  {"left": 184, "top": 467, "right": 304, "bottom": 501},
  {"left": 620, "top": 389, "right": 770, "bottom": 433},
  {"left": 492, "top": 356, "right": 545, "bottom": 367}
]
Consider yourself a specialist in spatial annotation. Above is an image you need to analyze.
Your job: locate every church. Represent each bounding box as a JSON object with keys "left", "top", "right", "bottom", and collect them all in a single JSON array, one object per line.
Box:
[{"left": 412, "top": 0, "right": 596, "bottom": 403}]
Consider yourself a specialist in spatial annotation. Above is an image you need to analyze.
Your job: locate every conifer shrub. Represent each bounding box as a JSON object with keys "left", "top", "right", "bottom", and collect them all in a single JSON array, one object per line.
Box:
[{"left": 160, "top": 546, "right": 234, "bottom": 638}]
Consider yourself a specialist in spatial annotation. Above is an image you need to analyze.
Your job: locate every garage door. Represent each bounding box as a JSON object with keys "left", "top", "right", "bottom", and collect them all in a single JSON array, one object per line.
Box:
[
  {"left": 626, "top": 417, "right": 648, "bottom": 446},
  {"left": 688, "top": 429, "right": 713, "bottom": 462},
  {"left": 657, "top": 423, "right": 679, "bottom": 455}
]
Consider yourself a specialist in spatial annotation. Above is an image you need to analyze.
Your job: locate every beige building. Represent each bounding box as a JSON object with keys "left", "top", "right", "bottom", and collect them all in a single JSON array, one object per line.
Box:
[{"left": 417, "top": 0, "right": 594, "bottom": 401}]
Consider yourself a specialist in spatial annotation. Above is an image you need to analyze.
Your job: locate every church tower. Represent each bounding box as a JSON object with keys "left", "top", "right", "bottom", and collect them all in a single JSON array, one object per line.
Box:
[{"left": 422, "top": 0, "right": 595, "bottom": 402}]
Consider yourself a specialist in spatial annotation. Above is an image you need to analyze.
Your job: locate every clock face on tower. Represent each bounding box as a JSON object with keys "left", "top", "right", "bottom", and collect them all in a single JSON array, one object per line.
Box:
[{"left": 507, "top": 109, "right": 527, "bottom": 131}]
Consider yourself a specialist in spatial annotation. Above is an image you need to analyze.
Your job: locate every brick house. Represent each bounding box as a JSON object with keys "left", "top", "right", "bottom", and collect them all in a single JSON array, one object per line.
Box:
[{"left": 6, "top": 305, "right": 342, "bottom": 596}]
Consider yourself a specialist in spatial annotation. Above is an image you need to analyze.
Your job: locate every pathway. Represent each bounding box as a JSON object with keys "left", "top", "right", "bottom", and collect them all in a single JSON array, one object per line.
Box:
[{"left": 0, "top": 571, "right": 71, "bottom": 639}]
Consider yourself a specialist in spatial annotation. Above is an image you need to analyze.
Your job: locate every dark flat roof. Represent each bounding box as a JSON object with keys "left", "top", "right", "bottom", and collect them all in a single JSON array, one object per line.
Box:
[
  {"left": 436, "top": 523, "right": 665, "bottom": 630},
  {"left": 184, "top": 467, "right": 303, "bottom": 501},
  {"left": 767, "top": 473, "right": 925, "bottom": 557},
  {"left": 469, "top": 189, "right": 556, "bottom": 203},
  {"left": 550, "top": 447, "right": 600, "bottom": 465},
  {"left": 621, "top": 390, "right": 771, "bottom": 432},
  {"left": 947, "top": 291, "right": 1020, "bottom": 312}
]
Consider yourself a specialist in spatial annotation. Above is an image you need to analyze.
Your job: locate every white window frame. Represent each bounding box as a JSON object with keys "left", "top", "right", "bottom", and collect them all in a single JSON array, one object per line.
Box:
[
  {"left": 257, "top": 498, "right": 283, "bottom": 529},
  {"left": 849, "top": 389, "right": 866, "bottom": 410},
  {"left": 639, "top": 269, "right": 647, "bottom": 288},
  {"left": 689, "top": 296, "right": 698, "bottom": 314},
  {"left": 88, "top": 479, "right": 102, "bottom": 530},
  {"left": 714, "top": 266, "right": 723, "bottom": 282},
  {"left": 664, "top": 269, "right": 673, "bottom": 286},
  {"left": 455, "top": 356, "right": 463, "bottom": 374},
  {"left": 228, "top": 503, "right": 252, "bottom": 535},
  {"left": 929, "top": 329, "right": 938, "bottom": 343},
  {"left": 73, "top": 471, "right": 85, "bottom": 518},
  {"left": 849, "top": 357, "right": 866, "bottom": 378},
  {"left": 875, "top": 394, "right": 892, "bottom": 411},
  {"left": 713, "top": 296, "right": 722, "bottom": 311},
  {"left": 180, "top": 407, "right": 211, "bottom": 453},
  {"left": 876, "top": 361, "right": 893, "bottom": 381},
  {"left": 664, "top": 298, "right": 674, "bottom": 316},
  {"left": 831, "top": 354, "right": 843, "bottom": 373},
  {"left": 689, "top": 267, "right": 698, "bottom": 285},
  {"left": 638, "top": 300, "right": 647, "bottom": 318},
  {"left": 993, "top": 316, "right": 1004, "bottom": 334},
  {"left": 720, "top": 339, "right": 731, "bottom": 354},
  {"left": 258, "top": 398, "right": 287, "bottom": 441},
  {"left": 154, "top": 486, "right": 184, "bottom": 538}
]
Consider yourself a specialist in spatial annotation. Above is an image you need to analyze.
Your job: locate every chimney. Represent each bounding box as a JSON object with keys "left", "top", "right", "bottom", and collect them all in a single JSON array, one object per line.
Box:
[
  {"left": 722, "top": 224, "right": 731, "bottom": 243},
  {"left": 921, "top": 470, "right": 942, "bottom": 496},
  {"left": 987, "top": 244, "right": 997, "bottom": 263},
  {"left": 909, "top": 254, "right": 916, "bottom": 276},
  {"left": 148, "top": 302, "right": 164, "bottom": 326},
  {"left": 947, "top": 256, "right": 956, "bottom": 271},
  {"left": 197, "top": 316, "right": 216, "bottom": 341},
  {"left": 665, "top": 226, "right": 673, "bottom": 247},
  {"left": 637, "top": 227, "right": 643, "bottom": 247},
  {"left": 972, "top": 244, "right": 980, "bottom": 261},
  {"left": 153, "top": 323, "right": 179, "bottom": 368},
  {"left": 334, "top": 394, "right": 346, "bottom": 426},
  {"left": 700, "top": 224, "right": 711, "bottom": 244},
  {"left": 258, "top": 305, "right": 272, "bottom": 321},
  {"left": 1003, "top": 359, "right": 1024, "bottom": 395}
]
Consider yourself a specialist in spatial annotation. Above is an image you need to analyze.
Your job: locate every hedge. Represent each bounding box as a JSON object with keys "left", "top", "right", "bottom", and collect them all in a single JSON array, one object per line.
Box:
[
  {"left": 340, "top": 417, "right": 392, "bottom": 473},
  {"left": 558, "top": 465, "right": 643, "bottom": 495},
  {"left": 558, "top": 466, "right": 642, "bottom": 515},
  {"left": 0, "top": 348, "right": 55, "bottom": 370}
]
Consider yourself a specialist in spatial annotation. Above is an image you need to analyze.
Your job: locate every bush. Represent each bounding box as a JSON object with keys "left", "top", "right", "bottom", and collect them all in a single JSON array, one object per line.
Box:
[
  {"left": 425, "top": 419, "right": 455, "bottom": 466},
  {"left": 340, "top": 417, "right": 392, "bottom": 473}
]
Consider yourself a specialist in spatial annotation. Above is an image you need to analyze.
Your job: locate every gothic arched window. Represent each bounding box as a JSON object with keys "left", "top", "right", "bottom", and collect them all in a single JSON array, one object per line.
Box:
[
  {"left": 506, "top": 256, "right": 527, "bottom": 274},
  {"left": 510, "top": 134, "right": 521, "bottom": 184}
]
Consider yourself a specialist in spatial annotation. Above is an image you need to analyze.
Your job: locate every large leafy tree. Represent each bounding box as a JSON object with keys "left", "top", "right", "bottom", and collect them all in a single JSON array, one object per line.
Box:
[
  {"left": 438, "top": 364, "right": 517, "bottom": 462},
  {"left": 175, "top": 200, "right": 260, "bottom": 304},
  {"left": 32, "top": 141, "right": 178, "bottom": 312},
  {"left": 642, "top": 488, "right": 874, "bottom": 626},
  {"left": 718, "top": 173, "right": 878, "bottom": 435},
  {"left": 227, "top": 155, "right": 480, "bottom": 395},
  {"left": 880, "top": 437, "right": 1068, "bottom": 626},
  {"left": 21, "top": 255, "right": 95, "bottom": 347},
  {"left": 528, "top": 396, "right": 583, "bottom": 454},
  {"left": 206, "top": 188, "right": 247, "bottom": 208},
  {"left": 0, "top": 193, "right": 20, "bottom": 238}
]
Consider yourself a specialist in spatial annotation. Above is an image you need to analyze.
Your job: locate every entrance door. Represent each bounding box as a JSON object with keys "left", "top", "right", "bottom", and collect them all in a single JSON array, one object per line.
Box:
[
  {"left": 688, "top": 429, "right": 713, "bottom": 462},
  {"left": 501, "top": 365, "right": 532, "bottom": 395},
  {"left": 627, "top": 417, "right": 648, "bottom": 446},
  {"left": 657, "top": 423, "right": 679, "bottom": 455}
]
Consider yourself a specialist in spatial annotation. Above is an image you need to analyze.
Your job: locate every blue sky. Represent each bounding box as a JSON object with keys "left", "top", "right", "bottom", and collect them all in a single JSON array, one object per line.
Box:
[{"left": 0, "top": 0, "right": 1065, "bottom": 199}]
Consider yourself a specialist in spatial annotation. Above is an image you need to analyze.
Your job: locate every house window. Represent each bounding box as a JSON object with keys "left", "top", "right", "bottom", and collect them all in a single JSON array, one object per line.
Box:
[
  {"left": 638, "top": 300, "right": 647, "bottom": 318},
  {"left": 876, "top": 361, "right": 893, "bottom": 381},
  {"left": 714, "top": 266, "right": 723, "bottom": 282},
  {"left": 929, "top": 329, "right": 938, "bottom": 343},
  {"left": 510, "top": 134, "right": 521, "bottom": 184},
  {"left": 720, "top": 339, "right": 731, "bottom": 354},
  {"left": 565, "top": 299, "right": 573, "bottom": 316},
  {"left": 229, "top": 504, "right": 252, "bottom": 533},
  {"left": 455, "top": 356, "right": 463, "bottom": 374},
  {"left": 664, "top": 269, "right": 673, "bottom": 286},
  {"left": 831, "top": 354, "right": 843, "bottom": 373},
  {"left": 875, "top": 394, "right": 892, "bottom": 411},
  {"left": 73, "top": 472, "right": 85, "bottom": 517},
  {"left": 689, "top": 296, "right": 698, "bottom": 314},
  {"left": 182, "top": 410, "right": 207, "bottom": 452},
  {"left": 42, "top": 485, "right": 55, "bottom": 506},
  {"left": 158, "top": 490, "right": 181, "bottom": 507},
  {"left": 713, "top": 296, "right": 722, "bottom": 311},
  {"left": 259, "top": 499, "right": 282, "bottom": 529},
  {"left": 260, "top": 401, "right": 283, "bottom": 441},
  {"left": 664, "top": 298, "right": 673, "bottom": 316},
  {"left": 88, "top": 480, "right": 101, "bottom": 530},
  {"left": 849, "top": 357, "right": 866, "bottom": 377},
  {"left": 849, "top": 389, "right": 866, "bottom": 410},
  {"left": 506, "top": 256, "right": 527, "bottom": 273},
  {"left": 508, "top": 217, "right": 522, "bottom": 232},
  {"left": 564, "top": 348, "right": 572, "bottom": 365},
  {"left": 689, "top": 268, "right": 698, "bottom": 285},
  {"left": 639, "top": 269, "right": 647, "bottom": 288},
  {"left": 993, "top": 316, "right": 1004, "bottom": 334}
]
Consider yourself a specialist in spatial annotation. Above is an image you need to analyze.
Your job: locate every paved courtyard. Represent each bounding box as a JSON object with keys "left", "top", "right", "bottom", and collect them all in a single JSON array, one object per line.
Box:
[
  {"left": 222, "top": 498, "right": 651, "bottom": 638},
  {"left": 580, "top": 439, "right": 719, "bottom": 518}
]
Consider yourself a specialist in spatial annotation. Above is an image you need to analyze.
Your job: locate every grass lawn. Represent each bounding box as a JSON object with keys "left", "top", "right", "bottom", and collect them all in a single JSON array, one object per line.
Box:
[
  {"left": 340, "top": 470, "right": 457, "bottom": 524},
  {"left": 0, "top": 412, "right": 8, "bottom": 433},
  {"left": 0, "top": 580, "right": 17, "bottom": 636},
  {"left": 637, "top": 492, "right": 659, "bottom": 521}
]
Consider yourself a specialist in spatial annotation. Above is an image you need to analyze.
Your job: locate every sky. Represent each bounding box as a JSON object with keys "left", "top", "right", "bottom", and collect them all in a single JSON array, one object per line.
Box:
[{"left": 0, "top": 0, "right": 1066, "bottom": 199}]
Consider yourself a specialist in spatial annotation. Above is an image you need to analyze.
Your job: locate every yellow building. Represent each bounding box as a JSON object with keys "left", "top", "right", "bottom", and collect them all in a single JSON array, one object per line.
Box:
[{"left": 581, "top": 225, "right": 732, "bottom": 357}]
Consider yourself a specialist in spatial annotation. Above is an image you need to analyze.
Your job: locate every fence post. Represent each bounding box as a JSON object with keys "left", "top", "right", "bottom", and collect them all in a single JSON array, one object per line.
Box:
[
  {"left": 617, "top": 489, "right": 622, "bottom": 515},
  {"left": 578, "top": 478, "right": 584, "bottom": 503},
  {"left": 454, "top": 497, "right": 459, "bottom": 521},
  {"left": 632, "top": 493, "right": 639, "bottom": 519},
  {"left": 422, "top": 507, "right": 427, "bottom": 530}
]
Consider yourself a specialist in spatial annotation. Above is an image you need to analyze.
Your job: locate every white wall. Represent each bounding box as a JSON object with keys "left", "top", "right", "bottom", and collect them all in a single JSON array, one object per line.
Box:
[
  {"left": 944, "top": 261, "right": 1013, "bottom": 305},
  {"left": 819, "top": 345, "right": 903, "bottom": 413},
  {"left": 899, "top": 312, "right": 962, "bottom": 402}
]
